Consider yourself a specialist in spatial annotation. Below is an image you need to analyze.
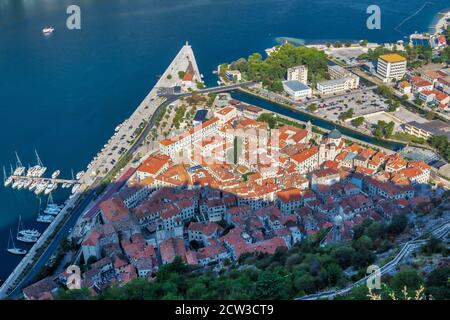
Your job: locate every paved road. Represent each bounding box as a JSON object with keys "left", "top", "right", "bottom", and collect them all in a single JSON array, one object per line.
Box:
[
  {"left": 296, "top": 220, "right": 450, "bottom": 300},
  {"left": 1, "top": 65, "right": 256, "bottom": 300},
  {"left": 159, "top": 81, "right": 258, "bottom": 100},
  {"left": 7, "top": 191, "right": 97, "bottom": 298}
]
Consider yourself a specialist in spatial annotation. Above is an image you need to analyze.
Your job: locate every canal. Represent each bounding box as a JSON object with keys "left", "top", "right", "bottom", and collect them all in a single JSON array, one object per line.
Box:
[{"left": 230, "top": 91, "right": 406, "bottom": 151}]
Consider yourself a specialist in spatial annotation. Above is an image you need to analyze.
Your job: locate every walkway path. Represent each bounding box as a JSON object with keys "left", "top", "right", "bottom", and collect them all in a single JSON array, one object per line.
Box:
[{"left": 296, "top": 219, "right": 450, "bottom": 300}]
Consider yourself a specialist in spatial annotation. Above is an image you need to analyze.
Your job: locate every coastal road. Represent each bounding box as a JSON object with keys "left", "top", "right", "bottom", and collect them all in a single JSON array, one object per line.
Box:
[
  {"left": 7, "top": 191, "right": 97, "bottom": 298},
  {"left": 1, "top": 48, "right": 256, "bottom": 299},
  {"left": 158, "top": 81, "right": 258, "bottom": 100}
]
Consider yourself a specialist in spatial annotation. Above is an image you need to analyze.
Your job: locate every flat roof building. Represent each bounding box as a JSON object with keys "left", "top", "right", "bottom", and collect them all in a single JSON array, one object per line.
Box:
[
  {"left": 287, "top": 65, "right": 308, "bottom": 84},
  {"left": 317, "top": 76, "right": 359, "bottom": 96},
  {"left": 282, "top": 80, "right": 312, "bottom": 101},
  {"left": 376, "top": 53, "right": 407, "bottom": 83},
  {"left": 404, "top": 120, "right": 450, "bottom": 140}
]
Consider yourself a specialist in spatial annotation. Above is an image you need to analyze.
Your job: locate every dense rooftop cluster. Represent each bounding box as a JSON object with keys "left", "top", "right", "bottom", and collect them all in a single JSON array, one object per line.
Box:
[{"left": 23, "top": 102, "right": 435, "bottom": 299}]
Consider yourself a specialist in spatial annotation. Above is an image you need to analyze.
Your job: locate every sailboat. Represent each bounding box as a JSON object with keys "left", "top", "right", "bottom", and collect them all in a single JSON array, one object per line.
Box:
[
  {"left": 3, "top": 166, "right": 13, "bottom": 187},
  {"left": 33, "top": 149, "right": 47, "bottom": 177},
  {"left": 16, "top": 215, "right": 39, "bottom": 243},
  {"left": 13, "top": 152, "right": 26, "bottom": 176},
  {"left": 7, "top": 229, "right": 27, "bottom": 255},
  {"left": 44, "top": 193, "right": 63, "bottom": 216}
]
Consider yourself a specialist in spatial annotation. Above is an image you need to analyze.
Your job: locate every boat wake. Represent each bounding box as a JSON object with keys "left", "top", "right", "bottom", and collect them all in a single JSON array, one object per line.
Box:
[{"left": 394, "top": 1, "right": 435, "bottom": 35}]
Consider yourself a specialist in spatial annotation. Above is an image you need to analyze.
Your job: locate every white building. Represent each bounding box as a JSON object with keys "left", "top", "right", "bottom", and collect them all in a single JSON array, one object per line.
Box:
[
  {"left": 225, "top": 70, "right": 242, "bottom": 82},
  {"left": 159, "top": 117, "right": 221, "bottom": 157},
  {"left": 316, "top": 77, "right": 359, "bottom": 95},
  {"left": 376, "top": 54, "right": 407, "bottom": 82},
  {"left": 287, "top": 65, "right": 308, "bottom": 84},
  {"left": 328, "top": 65, "right": 351, "bottom": 79},
  {"left": 282, "top": 80, "right": 312, "bottom": 101}
]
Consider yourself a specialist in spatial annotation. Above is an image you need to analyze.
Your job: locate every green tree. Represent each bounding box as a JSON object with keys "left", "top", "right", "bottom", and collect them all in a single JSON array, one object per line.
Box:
[
  {"left": 384, "top": 121, "right": 395, "bottom": 138},
  {"left": 56, "top": 288, "right": 93, "bottom": 300},
  {"left": 360, "top": 40, "right": 369, "bottom": 47},
  {"left": 425, "top": 266, "right": 450, "bottom": 299},
  {"left": 308, "top": 103, "right": 318, "bottom": 113},
  {"left": 421, "top": 237, "right": 445, "bottom": 255},
  {"left": 351, "top": 116, "right": 364, "bottom": 127},
  {"left": 332, "top": 246, "right": 356, "bottom": 268},
  {"left": 390, "top": 268, "right": 424, "bottom": 294},
  {"left": 293, "top": 273, "right": 316, "bottom": 294},
  {"left": 387, "top": 214, "right": 407, "bottom": 236},
  {"left": 254, "top": 271, "right": 288, "bottom": 299}
]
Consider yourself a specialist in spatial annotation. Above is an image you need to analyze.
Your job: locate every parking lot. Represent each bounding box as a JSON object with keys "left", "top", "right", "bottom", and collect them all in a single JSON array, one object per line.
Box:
[{"left": 314, "top": 89, "right": 390, "bottom": 122}]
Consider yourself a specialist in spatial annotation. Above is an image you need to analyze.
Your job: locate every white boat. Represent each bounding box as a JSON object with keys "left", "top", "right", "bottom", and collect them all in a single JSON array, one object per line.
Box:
[
  {"left": 13, "top": 152, "right": 25, "bottom": 176},
  {"left": 29, "top": 181, "right": 38, "bottom": 191},
  {"left": 4, "top": 176, "right": 13, "bottom": 187},
  {"left": 19, "top": 229, "right": 41, "bottom": 238},
  {"left": 7, "top": 229, "right": 27, "bottom": 255},
  {"left": 44, "top": 193, "right": 62, "bottom": 215},
  {"left": 42, "top": 26, "right": 54, "bottom": 35},
  {"left": 51, "top": 170, "right": 60, "bottom": 179},
  {"left": 12, "top": 180, "right": 20, "bottom": 189},
  {"left": 44, "top": 182, "right": 57, "bottom": 195},
  {"left": 34, "top": 181, "right": 48, "bottom": 195},
  {"left": 36, "top": 214, "right": 54, "bottom": 224},
  {"left": 16, "top": 180, "right": 24, "bottom": 190},
  {"left": 44, "top": 208, "right": 60, "bottom": 216},
  {"left": 13, "top": 167, "right": 25, "bottom": 176},
  {"left": 75, "top": 171, "right": 84, "bottom": 180},
  {"left": 16, "top": 215, "right": 39, "bottom": 243},
  {"left": 71, "top": 183, "right": 81, "bottom": 194},
  {"left": 22, "top": 179, "right": 32, "bottom": 189},
  {"left": 17, "top": 235, "right": 38, "bottom": 243}
]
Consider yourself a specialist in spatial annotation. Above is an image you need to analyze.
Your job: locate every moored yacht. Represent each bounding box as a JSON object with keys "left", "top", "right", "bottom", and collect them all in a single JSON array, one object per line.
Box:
[
  {"left": 42, "top": 26, "right": 54, "bottom": 35},
  {"left": 44, "top": 181, "right": 57, "bottom": 195},
  {"left": 71, "top": 183, "right": 81, "bottom": 194},
  {"left": 51, "top": 170, "right": 60, "bottom": 179},
  {"left": 12, "top": 180, "right": 20, "bottom": 189},
  {"left": 29, "top": 181, "right": 38, "bottom": 191},
  {"left": 7, "top": 229, "right": 27, "bottom": 255},
  {"left": 16, "top": 180, "right": 24, "bottom": 190},
  {"left": 36, "top": 214, "right": 54, "bottom": 224},
  {"left": 19, "top": 229, "right": 41, "bottom": 238},
  {"left": 75, "top": 171, "right": 84, "bottom": 180},
  {"left": 4, "top": 176, "right": 13, "bottom": 187}
]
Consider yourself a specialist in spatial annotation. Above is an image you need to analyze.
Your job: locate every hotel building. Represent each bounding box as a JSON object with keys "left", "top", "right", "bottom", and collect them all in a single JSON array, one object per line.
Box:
[
  {"left": 287, "top": 65, "right": 308, "bottom": 84},
  {"left": 376, "top": 53, "right": 407, "bottom": 82}
]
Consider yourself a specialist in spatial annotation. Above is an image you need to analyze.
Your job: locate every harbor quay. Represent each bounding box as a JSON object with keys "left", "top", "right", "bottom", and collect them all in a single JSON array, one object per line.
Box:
[{"left": 0, "top": 43, "right": 207, "bottom": 298}]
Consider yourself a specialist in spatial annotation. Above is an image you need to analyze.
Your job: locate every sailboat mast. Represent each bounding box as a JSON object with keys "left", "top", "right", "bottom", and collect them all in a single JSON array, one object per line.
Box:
[
  {"left": 17, "top": 215, "right": 21, "bottom": 238},
  {"left": 35, "top": 149, "right": 44, "bottom": 167},
  {"left": 15, "top": 151, "right": 23, "bottom": 168},
  {"left": 9, "top": 229, "right": 16, "bottom": 250}
]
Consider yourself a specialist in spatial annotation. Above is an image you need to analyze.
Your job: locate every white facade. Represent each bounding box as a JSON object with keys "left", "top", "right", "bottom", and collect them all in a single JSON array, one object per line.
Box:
[
  {"left": 287, "top": 65, "right": 308, "bottom": 84},
  {"left": 376, "top": 54, "right": 407, "bottom": 82},
  {"left": 282, "top": 80, "right": 312, "bottom": 101},
  {"left": 317, "top": 76, "right": 359, "bottom": 95}
]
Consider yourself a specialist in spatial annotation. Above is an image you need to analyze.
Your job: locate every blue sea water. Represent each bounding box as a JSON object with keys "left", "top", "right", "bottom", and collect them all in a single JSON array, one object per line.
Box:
[{"left": 0, "top": 0, "right": 449, "bottom": 282}]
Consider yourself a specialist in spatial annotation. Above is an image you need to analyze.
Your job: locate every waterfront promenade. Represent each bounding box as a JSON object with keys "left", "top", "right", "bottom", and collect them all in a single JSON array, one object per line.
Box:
[
  {"left": 0, "top": 43, "right": 202, "bottom": 299},
  {"left": 0, "top": 43, "right": 259, "bottom": 299},
  {"left": 297, "top": 219, "right": 450, "bottom": 300}
]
